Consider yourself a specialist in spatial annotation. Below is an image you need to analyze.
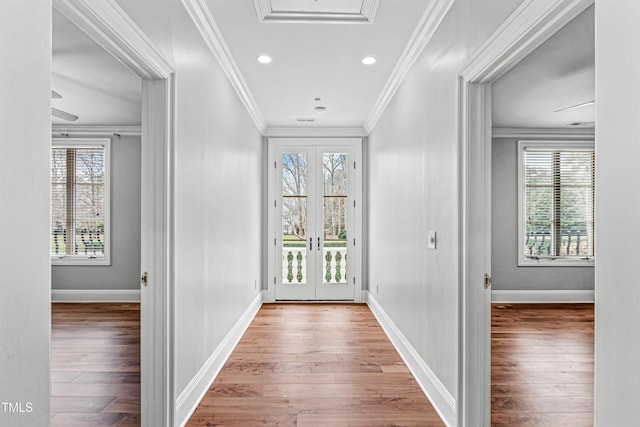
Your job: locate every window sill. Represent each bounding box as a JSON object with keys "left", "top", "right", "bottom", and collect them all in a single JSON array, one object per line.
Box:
[
  {"left": 518, "top": 257, "right": 595, "bottom": 267},
  {"left": 51, "top": 256, "right": 111, "bottom": 266}
]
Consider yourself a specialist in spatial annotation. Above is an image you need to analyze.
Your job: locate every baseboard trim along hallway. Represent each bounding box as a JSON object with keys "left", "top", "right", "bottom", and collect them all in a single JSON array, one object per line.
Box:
[
  {"left": 365, "top": 291, "right": 456, "bottom": 426},
  {"left": 491, "top": 290, "right": 595, "bottom": 303},
  {"left": 175, "top": 292, "right": 264, "bottom": 426},
  {"left": 51, "top": 289, "right": 141, "bottom": 302}
]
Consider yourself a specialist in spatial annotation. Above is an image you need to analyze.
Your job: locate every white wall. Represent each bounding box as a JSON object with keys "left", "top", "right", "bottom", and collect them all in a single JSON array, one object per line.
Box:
[
  {"left": 595, "top": 1, "right": 640, "bottom": 424},
  {"left": 172, "top": 14, "right": 263, "bottom": 396},
  {"left": 492, "top": 137, "right": 594, "bottom": 291},
  {"left": 367, "top": 0, "right": 523, "bottom": 401},
  {"left": 0, "top": 1, "right": 51, "bottom": 425},
  {"left": 52, "top": 134, "right": 141, "bottom": 292},
  {"left": 116, "top": 0, "right": 263, "bottom": 403}
]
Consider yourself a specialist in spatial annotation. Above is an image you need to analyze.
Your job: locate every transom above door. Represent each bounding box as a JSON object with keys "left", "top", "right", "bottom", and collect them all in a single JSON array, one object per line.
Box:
[{"left": 267, "top": 138, "right": 362, "bottom": 301}]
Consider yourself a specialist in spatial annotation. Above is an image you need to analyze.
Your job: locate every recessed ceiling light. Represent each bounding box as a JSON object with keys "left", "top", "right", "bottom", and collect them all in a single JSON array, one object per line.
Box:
[
  {"left": 362, "top": 56, "right": 377, "bottom": 65},
  {"left": 257, "top": 55, "right": 272, "bottom": 64}
]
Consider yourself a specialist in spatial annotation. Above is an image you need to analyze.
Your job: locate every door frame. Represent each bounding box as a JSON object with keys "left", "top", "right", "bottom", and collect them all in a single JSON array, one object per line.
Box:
[
  {"left": 52, "top": 1, "right": 176, "bottom": 425},
  {"left": 267, "top": 138, "right": 363, "bottom": 302},
  {"left": 457, "top": 0, "right": 594, "bottom": 425}
]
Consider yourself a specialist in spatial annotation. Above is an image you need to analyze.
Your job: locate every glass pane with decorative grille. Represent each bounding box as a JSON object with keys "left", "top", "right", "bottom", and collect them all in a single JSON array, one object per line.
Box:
[
  {"left": 282, "top": 153, "right": 308, "bottom": 284},
  {"left": 322, "top": 153, "right": 348, "bottom": 284}
]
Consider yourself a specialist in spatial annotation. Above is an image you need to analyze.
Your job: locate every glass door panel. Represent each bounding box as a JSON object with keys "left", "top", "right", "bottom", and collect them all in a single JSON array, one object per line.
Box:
[
  {"left": 275, "top": 149, "right": 316, "bottom": 300},
  {"left": 281, "top": 153, "right": 308, "bottom": 285},
  {"left": 316, "top": 149, "right": 354, "bottom": 301},
  {"left": 322, "top": 153, "right": 348, "bottom": 285},
  {"left": 272, "top": 142, "right": 358, "bottom": 301}
]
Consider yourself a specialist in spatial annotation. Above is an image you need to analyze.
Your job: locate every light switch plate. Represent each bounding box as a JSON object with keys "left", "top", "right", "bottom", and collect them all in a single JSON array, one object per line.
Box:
[{"left": 428, "top": 230, "right": 437, "bottom": 249}]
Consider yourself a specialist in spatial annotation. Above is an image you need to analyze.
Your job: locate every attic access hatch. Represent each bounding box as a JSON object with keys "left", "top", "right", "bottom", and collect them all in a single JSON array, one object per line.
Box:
[{"left": 254, "top": 0, "right": 380, "bottom": 23}]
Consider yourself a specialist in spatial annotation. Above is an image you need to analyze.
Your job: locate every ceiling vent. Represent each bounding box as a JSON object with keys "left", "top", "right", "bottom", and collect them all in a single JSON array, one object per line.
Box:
[{"left": 254, "top": 0, "right": 379, "bottom": 23}]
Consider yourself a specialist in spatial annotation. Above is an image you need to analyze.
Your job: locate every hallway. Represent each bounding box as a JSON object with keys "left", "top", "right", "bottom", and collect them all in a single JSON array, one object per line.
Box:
[{"left": 187, "top": 304, "right": 444, "bottom": 426}]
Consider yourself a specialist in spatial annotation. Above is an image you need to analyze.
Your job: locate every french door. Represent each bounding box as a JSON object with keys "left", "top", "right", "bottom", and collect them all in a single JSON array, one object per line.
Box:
[{"left": 268, "top": 139, "right": 362, "bottom": 301}]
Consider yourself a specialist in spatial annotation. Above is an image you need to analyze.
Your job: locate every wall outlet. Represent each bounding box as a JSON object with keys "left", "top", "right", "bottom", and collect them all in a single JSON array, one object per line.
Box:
[
  {"left": 428, "top": 230, "right": 437, "bottom": 249},
  {"left": 254, "top": 279, "right": 257, "bottom": 290},
  {"left": 376, "top": 283, "right": 379, "bottom": 294}
]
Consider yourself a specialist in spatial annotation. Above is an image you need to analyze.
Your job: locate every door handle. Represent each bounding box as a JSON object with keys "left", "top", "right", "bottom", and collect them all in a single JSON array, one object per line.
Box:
[
  {"left": 318, "top": 237, "right": 321, "bottom": 251},
  {"left": 309, "top": 237, "right": 313, "bottom": 250}
]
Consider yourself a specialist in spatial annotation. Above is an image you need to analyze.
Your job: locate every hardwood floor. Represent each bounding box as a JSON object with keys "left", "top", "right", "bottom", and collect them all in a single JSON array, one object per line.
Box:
[
  {"left": 491, "top": 303, "right": 594, "bottom": 426},
  {"left": 49, "top": 302, "right": 594, "bottom": 426},
  {"left": 51, "top": 303, "right": 141, "bottom": 427},
  {"left": 187, "top": 303, "right": 444, "bottom": 426}
]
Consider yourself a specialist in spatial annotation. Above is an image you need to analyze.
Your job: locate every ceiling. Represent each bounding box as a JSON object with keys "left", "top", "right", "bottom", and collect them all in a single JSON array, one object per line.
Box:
[
  {"left": 51, "top": 1, "right": 594, "bottom": 131},
  {"left": 492, "top": 5, "right": 595, "bottom": 129},
  {"left": 52, "top": 8, "right": 141, "bottom": 126},
  {"left": 203, "top": 0, "right": 432, "bottom": 128}
]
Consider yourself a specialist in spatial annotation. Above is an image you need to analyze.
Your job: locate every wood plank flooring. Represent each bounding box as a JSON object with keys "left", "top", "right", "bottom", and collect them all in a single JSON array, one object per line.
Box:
[
  {"left": 187, "top": 303, "right": 445, "bottom": 426},
  {"left": 491, "top": 303, "right": 594, "bottom": 427},
  {"left": 49, "top": 302, "right": 591, "bottom": 426},
  {"left": 51, "top": 303, "right": 141, "bottom": 427}
]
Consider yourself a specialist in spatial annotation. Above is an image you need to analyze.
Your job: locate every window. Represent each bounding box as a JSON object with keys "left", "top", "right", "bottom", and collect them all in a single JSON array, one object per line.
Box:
[
  {"left": 518, "top": 140, "right": 595, "bottom": 266},
  {"left": 51, "top": 138, "right": 110, "bottom": 265}
]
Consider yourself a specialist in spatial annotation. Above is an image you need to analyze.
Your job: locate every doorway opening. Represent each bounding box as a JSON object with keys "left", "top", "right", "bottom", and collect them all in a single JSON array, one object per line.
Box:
[
  {"left": 267, "top": 138, "right": 363, "bottom": 302},
  {"left": 458, "top": 0, "right": 595, "bottom": 425},
  {"left": 50, "top": 0, "right": 176, "bottom": 425},
  {"left": 489, "top": 4, "right": 595, "bottom": 424}
]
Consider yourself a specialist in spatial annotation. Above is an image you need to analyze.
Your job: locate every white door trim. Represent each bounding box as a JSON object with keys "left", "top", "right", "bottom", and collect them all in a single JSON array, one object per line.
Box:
[
  {"left": 141, "top": 77, "right": 176, "bottom": 427},
  {"left": 267, "top": 138, "right": 363, "bottom": 303},
  {"left": 52, "top": 1, "right": 176, "bottom": 426},
  {"left": 457, "top": 0, "right": 594, "bottom": 425}
]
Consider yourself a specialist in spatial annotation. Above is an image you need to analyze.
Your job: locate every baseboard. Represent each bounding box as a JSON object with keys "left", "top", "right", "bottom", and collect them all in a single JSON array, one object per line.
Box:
[
  {"left": 365, "top": 291, "right": 455, "bottom": 426},
  {"left": 51, "top": 289, "right": 140, "bottom": 302},
  {"left": 175, "top": 292, "right": 264, "bottom": 426},
  {"left": 491, "top": 289, "right": 595, "bottom": 303}
]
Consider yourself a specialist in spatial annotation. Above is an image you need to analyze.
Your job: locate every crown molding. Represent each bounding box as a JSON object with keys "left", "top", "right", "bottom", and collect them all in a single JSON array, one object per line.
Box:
[
  {"left": 53, "top": 0, "right": 174, "bottom": 80},
  {"left": 52, "top": 125, "right": 142, "bottom": 136},
  {"left": 181, "top": 0, "right": 268, "bottom": 134},
  {"left": 493, "top": 127, "right": 595, "bottom": 139},
  {"left": 253, "top": 0, "right": 380, "bottom": 24},
  {"left": 363, "top": 0, "right": 455, "bottom": 135},
  {"left": 264, "top": 127, "right": 367, "bottom": 138},
  {"left": 459, "top": 0, "right": 594, "bottom": 83}
]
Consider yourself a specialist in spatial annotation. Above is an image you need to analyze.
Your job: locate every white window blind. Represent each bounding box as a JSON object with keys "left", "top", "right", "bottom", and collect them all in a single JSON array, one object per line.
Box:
[
  {"left": 519, "top": 141, "right": 595, "bottom": 265},
  {"left": 51, "top": 139, "right": 110, "bottom": 264}
]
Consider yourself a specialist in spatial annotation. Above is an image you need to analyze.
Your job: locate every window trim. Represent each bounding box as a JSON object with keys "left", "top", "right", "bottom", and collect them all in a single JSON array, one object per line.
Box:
[
  {"left": 517, "top": 140, "right": 595, "bottom": 267},
  {"left": 51, "top": 138, "right": 111, "bottom": 266}
]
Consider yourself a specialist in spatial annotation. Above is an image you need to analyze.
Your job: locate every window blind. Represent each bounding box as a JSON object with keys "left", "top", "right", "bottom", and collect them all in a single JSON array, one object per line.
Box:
[
  {"left": 51, "top": 146, "right": 106, "bottom": 258},
  {"left": 523, "top": 148, "right": 595, "bottom": 258}
]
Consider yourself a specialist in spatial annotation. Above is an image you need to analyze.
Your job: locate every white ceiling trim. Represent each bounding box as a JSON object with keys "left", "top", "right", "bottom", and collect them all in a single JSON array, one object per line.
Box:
[
  {"left": 493, "top": 127, "right": 594, "bottom": 139},
  {"left": 181, "top": 0, "right": 268, "bottom": 133},
  {"left": 53, "top": 0, "right": 174, "bottom": 80},
  {"left": 264, "top": 127, "right": 367, "bottom": 137},
  {"left": 363, "top": 0, "right": 455, "bottom": 135},
  {"left": 52, "top": 125, "right": 142, "bottom": 136},
  {"left": 459, "top": 0, "right": 594, "bottom": 83},
  {"left": 253, "top": 0, "right": 380, "bottom": 23}
]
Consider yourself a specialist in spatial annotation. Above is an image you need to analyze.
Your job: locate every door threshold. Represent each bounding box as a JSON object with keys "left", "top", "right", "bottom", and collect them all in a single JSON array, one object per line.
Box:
[{"left": 270, "top": 300, "right": 360, "bottom": 304}]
